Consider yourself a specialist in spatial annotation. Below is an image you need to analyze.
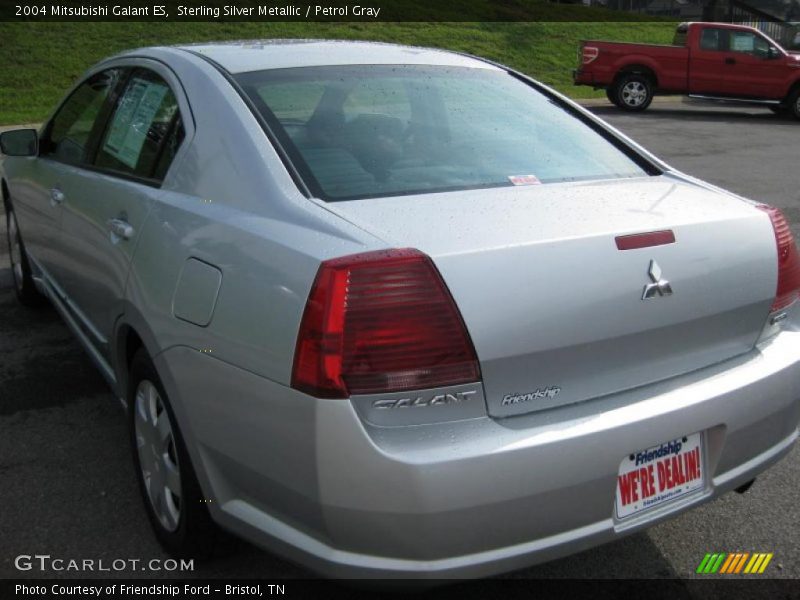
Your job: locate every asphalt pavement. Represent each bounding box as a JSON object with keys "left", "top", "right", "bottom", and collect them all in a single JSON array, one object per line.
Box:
[{"left": 0, "top": 99, "right": 798, "bottom": 584}]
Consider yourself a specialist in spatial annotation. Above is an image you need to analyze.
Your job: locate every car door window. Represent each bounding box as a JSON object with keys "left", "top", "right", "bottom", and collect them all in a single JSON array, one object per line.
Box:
[
  {"left": 42, "top": 69, "right": 122, "bottom": 166},
  {"left": 729, "top": 31, "right": 770, "bottom": 58},
  {"left": 94, "top": 69, "right": 183, "bottom": 182},
  {"left": 152, "top": 119, "right": 185, "bottom": 181}
]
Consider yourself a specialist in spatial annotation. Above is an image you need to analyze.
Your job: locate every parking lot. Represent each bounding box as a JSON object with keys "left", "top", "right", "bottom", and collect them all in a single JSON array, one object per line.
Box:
[{"left": 0, "top": 100, "right": 798, "bottom": 582}]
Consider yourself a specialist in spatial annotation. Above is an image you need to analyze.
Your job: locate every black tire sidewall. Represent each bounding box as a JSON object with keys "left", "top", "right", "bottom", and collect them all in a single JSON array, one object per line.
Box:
[
  {"left": 606, "top": 86, "right": 622, "bottom": 108},
  {"left": 615, "top": 74, "right": 654, "bottom": 112},
  {"left": 5, "top": 202, "right": 45, "bottom": 306},
  {"left": 790, "top": 88, "right": 800, "bottom": 120}
]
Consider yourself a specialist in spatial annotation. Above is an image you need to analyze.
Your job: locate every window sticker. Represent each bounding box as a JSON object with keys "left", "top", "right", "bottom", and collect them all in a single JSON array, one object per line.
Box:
[
  {"left": 508, "top": 174, "right": 541, "bottom": 186},
  {"left": 731, "top": 34, "right": 754, "bottom": 52},
  {"left": 103, "top": 78, "right": 169, "bottom": 170}
]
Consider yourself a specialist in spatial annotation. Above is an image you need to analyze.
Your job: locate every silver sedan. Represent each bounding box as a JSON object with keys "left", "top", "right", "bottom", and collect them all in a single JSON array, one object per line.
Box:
[{"left": 2, "top": 40, "right": 799, "bottom": 579}]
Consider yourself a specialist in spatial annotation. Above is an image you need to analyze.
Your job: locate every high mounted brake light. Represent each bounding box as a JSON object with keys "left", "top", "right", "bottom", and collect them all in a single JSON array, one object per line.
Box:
[
  {"left": 757, "top": 205, "right": 800, "bottom": 312},
  {"left": 291, "top": 248, "right": 481, "bottom": 399}
]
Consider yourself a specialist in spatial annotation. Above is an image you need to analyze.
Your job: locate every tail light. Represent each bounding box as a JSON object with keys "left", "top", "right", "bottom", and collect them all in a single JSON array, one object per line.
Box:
[
  {"left": 291, "top": 248, "right": 481, "bottom": 399},
  {"left": 757, "top": 205, "right": 800, "bottom": 312},
  {"left": 582, "top": 45, "right": 599, "bottom": 65}
]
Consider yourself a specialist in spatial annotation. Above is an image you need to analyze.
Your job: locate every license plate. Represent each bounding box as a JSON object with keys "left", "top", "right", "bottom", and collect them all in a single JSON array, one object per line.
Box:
[{"left": 615, "top": 432, "right": 704, "bottom": 519}]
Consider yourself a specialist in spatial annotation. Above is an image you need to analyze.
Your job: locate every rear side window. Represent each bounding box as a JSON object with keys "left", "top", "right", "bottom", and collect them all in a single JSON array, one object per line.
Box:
[
  {"left": 43, "top": 69, "right": 122, "bottom": 165},
  {"left": 700, "top": 28, "right": 726, "bottom": 51},
  {"left": 94, "top": 69, "right": 183, "bottom": 182},
  {"left": 237, "top": 65, "right": 649, "bottom": 202}
]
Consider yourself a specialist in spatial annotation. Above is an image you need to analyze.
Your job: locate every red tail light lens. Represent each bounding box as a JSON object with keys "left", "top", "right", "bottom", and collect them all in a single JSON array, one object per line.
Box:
[
  {"left": 291, "top": 248, "right": 481, "bottom": 399},
  {"left": 582, "top": 46, "right": 599, "bottom": 64},
  {"left": 758, "top": 205, "right": 800, "bottom": 312}
]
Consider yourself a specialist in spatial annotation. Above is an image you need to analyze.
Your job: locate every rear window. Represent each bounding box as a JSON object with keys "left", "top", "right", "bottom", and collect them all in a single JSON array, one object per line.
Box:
[{"left": 236, "top": 65, "right": 650, "bottom": 202}]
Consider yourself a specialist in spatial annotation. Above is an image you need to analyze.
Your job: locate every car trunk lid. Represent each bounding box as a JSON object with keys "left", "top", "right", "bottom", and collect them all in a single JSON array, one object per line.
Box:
[{"left": 324, "top": 175, "right": 777, "bottom": 417}]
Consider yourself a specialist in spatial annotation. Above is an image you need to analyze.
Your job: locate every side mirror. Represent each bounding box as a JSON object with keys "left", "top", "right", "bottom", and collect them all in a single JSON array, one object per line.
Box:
[
  {"left": 0, "top": 129, "right": 38, "bottom": 157},
  {"left": 768, "top": 46, "right": 781, "bottom": 60}
]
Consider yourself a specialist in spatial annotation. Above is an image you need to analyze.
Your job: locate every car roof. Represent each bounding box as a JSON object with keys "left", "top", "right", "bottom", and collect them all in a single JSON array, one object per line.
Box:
[{"left": 172, "top": 39, "right": 502, "bottom": 74}]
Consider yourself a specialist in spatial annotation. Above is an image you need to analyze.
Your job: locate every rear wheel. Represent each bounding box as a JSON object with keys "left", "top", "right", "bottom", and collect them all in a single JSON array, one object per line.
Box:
[
  {"left": 129, "top": 349, "right": 232, "bottom": 558},
  {"left": 5, "top": 201, "right": 45, "bottom": 307},
  {"left": 612, "top": 73, "right": 654, "bottom": 112},
  {"left": 789, "top": 87, "right": 800, "bottom": 121},
  {"left": 606, "top": 87, "right": 622, "bottom": 108}
]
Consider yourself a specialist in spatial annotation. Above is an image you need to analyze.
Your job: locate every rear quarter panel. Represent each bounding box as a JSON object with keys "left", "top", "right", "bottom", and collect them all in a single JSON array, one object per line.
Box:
[
  {"left": 582, "top": 42, "right": 689, "bottom": 91},
  {"left": 120, "top": 48, "right": 386, "bottom": 387}
]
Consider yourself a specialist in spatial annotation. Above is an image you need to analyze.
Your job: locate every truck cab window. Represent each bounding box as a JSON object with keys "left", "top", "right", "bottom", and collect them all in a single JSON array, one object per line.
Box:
[
  {"left": 700, "top": 28, "right": 725, "bottom": 51},
  {"left": 729, "top": 31, "right": 771, "bottom": 58}
]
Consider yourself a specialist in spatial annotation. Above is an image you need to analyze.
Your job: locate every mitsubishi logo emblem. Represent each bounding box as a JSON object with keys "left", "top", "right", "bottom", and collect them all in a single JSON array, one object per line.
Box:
[{"left": 642, "top": 260, "right": 673, "bottom": 300}]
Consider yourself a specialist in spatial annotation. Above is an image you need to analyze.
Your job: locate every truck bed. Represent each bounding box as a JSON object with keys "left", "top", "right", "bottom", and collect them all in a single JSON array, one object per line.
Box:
[{"left": 576, "top": 40, "right": 689, "bottom": 92}]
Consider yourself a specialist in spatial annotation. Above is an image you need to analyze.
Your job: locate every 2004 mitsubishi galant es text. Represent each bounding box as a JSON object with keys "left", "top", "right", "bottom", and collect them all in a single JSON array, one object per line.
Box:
[{"left": 2, "top": 40, "right": 800, "bottom": 579}]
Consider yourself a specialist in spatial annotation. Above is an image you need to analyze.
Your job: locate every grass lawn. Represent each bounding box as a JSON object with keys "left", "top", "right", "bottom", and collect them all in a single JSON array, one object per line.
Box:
[{"left": 0, "top": 20, "right": 678, "bottom": 125}]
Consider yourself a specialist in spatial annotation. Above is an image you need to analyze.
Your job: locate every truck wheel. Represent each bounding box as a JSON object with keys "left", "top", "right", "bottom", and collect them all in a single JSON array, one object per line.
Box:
[
  {"left": 613, "top": 74, "right": 654, "bottom": 112},
  {"left": 606, "top": 87, "right": 622, "bottom": 108},
  {"left": 789, "top": 88, "right": 800, "bottom": 121}
]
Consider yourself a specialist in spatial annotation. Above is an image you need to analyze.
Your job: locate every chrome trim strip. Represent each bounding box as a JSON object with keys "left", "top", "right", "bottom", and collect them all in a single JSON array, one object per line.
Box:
[{"left": 688, "top": 94, "right": 781, "bottom": 106}]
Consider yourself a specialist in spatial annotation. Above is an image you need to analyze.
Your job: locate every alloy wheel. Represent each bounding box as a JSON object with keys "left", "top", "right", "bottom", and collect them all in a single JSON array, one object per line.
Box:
[{"left": 621, "top": 81, "right": 647, "bottom": 108}]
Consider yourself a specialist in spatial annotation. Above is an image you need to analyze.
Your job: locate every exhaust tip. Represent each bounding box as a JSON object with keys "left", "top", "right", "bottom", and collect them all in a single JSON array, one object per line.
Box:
[{"left": 735, "top": 479, "right": 756, "bottom": 494}]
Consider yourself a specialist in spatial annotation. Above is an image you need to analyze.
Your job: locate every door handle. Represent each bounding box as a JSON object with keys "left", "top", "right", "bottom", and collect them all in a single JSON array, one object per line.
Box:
[
  {"left": 725, "top": 57, "right": 736, "bottom": 65},
  {"left": 107, "top": 218, "right": 134, "bottom": 240},
  {"left": 50, "top": 187, "right": 65, "bottom": 205}
]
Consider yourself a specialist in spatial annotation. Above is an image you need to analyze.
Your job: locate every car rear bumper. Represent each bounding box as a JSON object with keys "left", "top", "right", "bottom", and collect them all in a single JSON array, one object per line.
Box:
[
  {"left": 573, "top": 68, "right": 595, "bottom": 86},
  {"left": 156, "top": 325, "right": 800, "bottom": 579}
]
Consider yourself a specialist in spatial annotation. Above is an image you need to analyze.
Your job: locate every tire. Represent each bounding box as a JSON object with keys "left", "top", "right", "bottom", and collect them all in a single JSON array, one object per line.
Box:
[
  {"left": 128, "top": 348, "right": 233, "bottom": 559},
  {"left": 611, "top": 73, "right": 654, "bottom": 112},
  {"left": 5, "top": 200, "right": 46, "bottom": 307},
  {"left": 605, "top": 87, "right": 622, "bottom": 108},
  {"left": 789, "top": 87, "right": 800, "bottom": 121}
]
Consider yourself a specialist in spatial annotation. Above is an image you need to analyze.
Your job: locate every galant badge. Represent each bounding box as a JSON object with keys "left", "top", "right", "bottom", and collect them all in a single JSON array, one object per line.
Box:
[
  {"left": 372, "top": 390, "right": 477, "bottom": 409},
  {"left": 642, "top": 260, "right": 673, "bottom": 300}
]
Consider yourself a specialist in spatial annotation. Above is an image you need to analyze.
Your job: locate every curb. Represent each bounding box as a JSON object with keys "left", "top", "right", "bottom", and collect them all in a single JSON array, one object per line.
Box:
[{"left": 575, "top": 96, "right": 687, "bottom": 108}]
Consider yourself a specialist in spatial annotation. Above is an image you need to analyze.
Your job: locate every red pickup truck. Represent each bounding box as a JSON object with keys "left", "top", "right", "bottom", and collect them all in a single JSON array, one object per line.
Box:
[{"left": 574, "top": 22, "right": 800, "bottom": 119}]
